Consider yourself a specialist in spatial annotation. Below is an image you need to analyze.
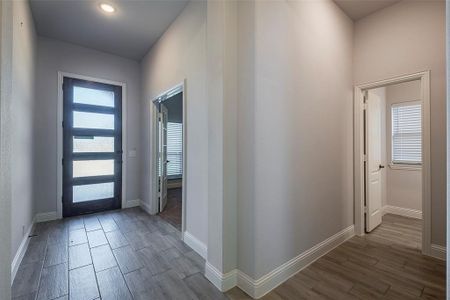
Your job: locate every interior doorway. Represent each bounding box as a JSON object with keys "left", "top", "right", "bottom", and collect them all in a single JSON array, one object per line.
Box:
[
  {"left": 354, "top": 71, "right": 431, "bottom": 255},
  {"left": 364, "top": 81, "right": 423, "bottom": 249},
  {"left": 152, "top": 83, "right": 186, "bottom": 232}
]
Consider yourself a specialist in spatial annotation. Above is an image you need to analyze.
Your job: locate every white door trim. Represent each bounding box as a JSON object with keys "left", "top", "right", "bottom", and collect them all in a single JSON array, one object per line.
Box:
[
  {"left": 57, "top": 71, "right": 127, "bottom": 219},
  {"left": 150, "top": 80, "right": 187, "bottom": 234},
  {"left": 354, "top": 71, "right": 431, "bottom": 256}
]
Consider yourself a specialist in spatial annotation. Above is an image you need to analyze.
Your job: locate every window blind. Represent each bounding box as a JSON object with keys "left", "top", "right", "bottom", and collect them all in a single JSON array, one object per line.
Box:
[
  {"left": 167, "top": 122, "right": 183, "bottom": 176},
  {"left": 391, "top": 103, "right": 422, "bottom": 165}
]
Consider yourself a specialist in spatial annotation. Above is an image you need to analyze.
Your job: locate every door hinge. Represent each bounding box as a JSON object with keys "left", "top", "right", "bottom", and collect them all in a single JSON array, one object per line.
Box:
[
  {"left": 363, "top": 154, "right": 367, "bottom": 161},
  {"left": 364, "top": 206, "right": 368, "bottom": 213},
  {"left": 363, "top": 102, "right": 368, "bottom": 110}
]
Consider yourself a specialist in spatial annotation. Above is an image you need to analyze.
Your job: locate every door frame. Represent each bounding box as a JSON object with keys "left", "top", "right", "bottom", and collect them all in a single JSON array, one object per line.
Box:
[
  {"left": 150, "top": 81, "right": 186, "bottom": 234},
  {"left": 354, "top": 71, "right": 431, "bottom": 256},
  {"left": 57, "top": 71, "right": 127, "bottom": 219}
]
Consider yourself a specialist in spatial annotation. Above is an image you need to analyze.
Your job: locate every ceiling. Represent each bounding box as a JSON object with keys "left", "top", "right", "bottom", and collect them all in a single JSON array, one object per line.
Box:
[
  {"left": 29, "top": 0, "right": 189, "bottom": 61},
  {"left": 334, "top": 0, "right": 401, "bottom": 21}
]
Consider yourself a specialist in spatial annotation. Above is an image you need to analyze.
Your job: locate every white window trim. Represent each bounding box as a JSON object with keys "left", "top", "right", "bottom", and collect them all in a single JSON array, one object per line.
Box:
[{"left": 390, "top": 100, "right": 422, "bottom": 167}]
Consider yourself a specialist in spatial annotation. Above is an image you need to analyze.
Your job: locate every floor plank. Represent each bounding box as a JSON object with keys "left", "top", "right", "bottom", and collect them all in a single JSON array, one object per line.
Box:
[
  {"left": 91, "top": 244, "right": 117, "bottom": 272},
  {"left": 69, "top": 265, "right": 99, "bottom": 300},
  {"left": 105, "top": 230, "right": 129, "bottom": 250},
  {"left": 12, "top": 261, "right": 43, "bottom": 298},
  {"left": 96, "top": 266, "right": 133, "bottom": 300},
  {"left": 69, "top": 243, "right": 92, "bottom": 270},
  {"left": 86, "top": 229, "right": 108, "bottom": 248},
  {"left": 44, "top": 242, "right": 68, "bottom": 268},
  {"left": 36, "top": 263, "right": 68, "bottom": 300},
  {"left": 68, "top": 229, "right": 87, "bottom": 246},
  {"left": 112, "top": 245, "right": 144, "bottom": 274}
]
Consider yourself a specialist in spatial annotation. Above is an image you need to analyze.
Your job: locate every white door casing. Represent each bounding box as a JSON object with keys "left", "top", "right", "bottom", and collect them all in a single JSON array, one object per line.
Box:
[{"left": 365, "top": 90, "right": 384, "bottom": 232}]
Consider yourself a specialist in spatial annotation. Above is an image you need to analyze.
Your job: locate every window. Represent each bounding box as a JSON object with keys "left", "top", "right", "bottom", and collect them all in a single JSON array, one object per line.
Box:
[
  {"left": 167, "top": 122, "right": 183, "bottom": 177},
  {"left": 391, "top": 102, "right": 422, "bottom": 165}
]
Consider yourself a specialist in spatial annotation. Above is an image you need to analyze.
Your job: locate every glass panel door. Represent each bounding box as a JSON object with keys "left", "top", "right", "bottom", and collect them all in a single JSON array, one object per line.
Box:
[{"left": 63, "top": 77, "right": 122, "bottom": 217}]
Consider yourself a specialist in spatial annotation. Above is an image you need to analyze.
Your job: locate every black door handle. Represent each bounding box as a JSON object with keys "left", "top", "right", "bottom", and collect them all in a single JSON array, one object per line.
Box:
[{"left": 379, "top": 164, "right": 385, "bottom": 169}]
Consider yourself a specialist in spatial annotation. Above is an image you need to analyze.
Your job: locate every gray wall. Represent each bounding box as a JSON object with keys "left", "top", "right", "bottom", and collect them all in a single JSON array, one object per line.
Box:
[
  {"left": 354, "top": 0, "right": 446, "bottom": 246},
  {"left": 35, "top": 37, "right": 141, "bottom": 213},
  {"left": 237, "top": 0, "right": 354, "bottom": 279},
  {"left": 140, "top": 1, "right": 208, "bottom": 245},
  {"left": 11, "top": 0, "right": 37, "bottom": 264}
]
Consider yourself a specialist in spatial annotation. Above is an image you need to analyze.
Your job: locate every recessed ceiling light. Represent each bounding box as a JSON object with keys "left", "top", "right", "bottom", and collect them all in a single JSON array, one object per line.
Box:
[{"left": 100, "top": 3, "right": 115, "bottom": 13}]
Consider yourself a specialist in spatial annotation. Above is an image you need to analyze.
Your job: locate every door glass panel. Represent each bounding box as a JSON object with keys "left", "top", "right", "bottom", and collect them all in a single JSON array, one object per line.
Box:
[
  {"left": 73, "top": 111, "right": 114, "bottom": 130},
  {"left": 73, "top": 182, "right": 114, "bottom": 203},
  {"left": 73, "top": 136, "right": 114, "bottom": 153},
  {"left": 74, "top": 86, "right": 115, "bottom": 107},
  {"left": 73, "top": 160, "right": 114, "bottom": 177}
]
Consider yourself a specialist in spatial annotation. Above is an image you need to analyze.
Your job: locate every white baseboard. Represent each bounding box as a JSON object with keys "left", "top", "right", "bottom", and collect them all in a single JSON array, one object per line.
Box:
[
  {"left": 383, "top": 205, "right": 422, "bottom": 219},
  {"left": 238, "top": 225, "right": 355, "bottom": 298},
  {"left": 205, "top": 262, "right": 237, "bottom": 292},
  {"left": 11, "top": 217, "right": 35, "bottom": 284},
  {"left": 430, "top": 244, "right": 446, "bottom": 260},
  {"left": 124, "top": 199, "right": 140, "bottom": 208},
  {"left": 35, "top": 211, "right": 59, "bottom": 223},
  {"left": 139, "top": 200, "right": 156, "bottom": 215},
  {"left": 204, "top": 225, "right": 354, "bottom": 298},
  {"left": 183, "top": 231, "right": 207, "bottom": 259}
]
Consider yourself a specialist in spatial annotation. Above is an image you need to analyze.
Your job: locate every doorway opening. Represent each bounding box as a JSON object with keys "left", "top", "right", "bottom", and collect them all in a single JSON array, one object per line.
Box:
[
  {"left": 354, "top": 71, "right": 431, "bottom": 255},
  {"left": 152, "top": 83, "right": 186, "bottom": 232}
]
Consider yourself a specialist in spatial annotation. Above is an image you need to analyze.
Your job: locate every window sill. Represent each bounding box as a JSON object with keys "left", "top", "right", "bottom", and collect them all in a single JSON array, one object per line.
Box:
[{"left": 389, "top": 163, "right": 422, "bottom": 171}]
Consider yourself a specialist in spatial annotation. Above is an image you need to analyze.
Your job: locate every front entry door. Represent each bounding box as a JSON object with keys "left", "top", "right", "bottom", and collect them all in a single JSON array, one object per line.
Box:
[
  {"left": 365, "top": 90, "right": 384, "bottom": 232},
  {"left": 63, "top": 77, "right": 122, "bottom": 217}
]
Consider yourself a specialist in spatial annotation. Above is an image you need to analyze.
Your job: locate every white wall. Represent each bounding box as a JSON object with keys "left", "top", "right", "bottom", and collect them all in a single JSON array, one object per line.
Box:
[
  {"left": 237, "top": 0, "right": 354, "bottom": 279},
  {"left": 35, "top": 37, "right": 141, "bottom": 213},
  {"left": 140, "top": 1, "right": 208, "bottom": 245},
  {"left": 385, "top": 80, "right": 422, "bottom": 212},
  {"left": 354, "top": 0, "right": 445, "bottom": 245},
  {"left": 10, "top": 0, "right": 37, "bottom": 263},
  {"left": 446, "top": 0, "right": 450, "bottom": 289},
  {"left": 0, "top": 1, "right": 13, "bottom": 296}
]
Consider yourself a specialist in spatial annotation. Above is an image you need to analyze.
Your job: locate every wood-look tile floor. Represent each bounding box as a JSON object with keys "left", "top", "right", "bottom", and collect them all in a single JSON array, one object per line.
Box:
[
  {"left": 227, "top": 214, "right": 445, "bottom": 300},
  {"left": 12, "top": 207, "right": 228, "bottom": 300},
  {"left": 159, "top": 188, "right": 182, "bottom": 231},
  {"left": 14, "top": 211, "right": 445, "bottom": 300}
]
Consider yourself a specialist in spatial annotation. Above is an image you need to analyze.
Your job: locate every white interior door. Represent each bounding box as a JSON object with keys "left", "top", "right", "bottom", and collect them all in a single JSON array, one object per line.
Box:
[
  {"left": 365, "top": 90, "right": 384, "bottom": 232},
  {"left": 159, "top": 103, "right": 168, "bottom": 212}
]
